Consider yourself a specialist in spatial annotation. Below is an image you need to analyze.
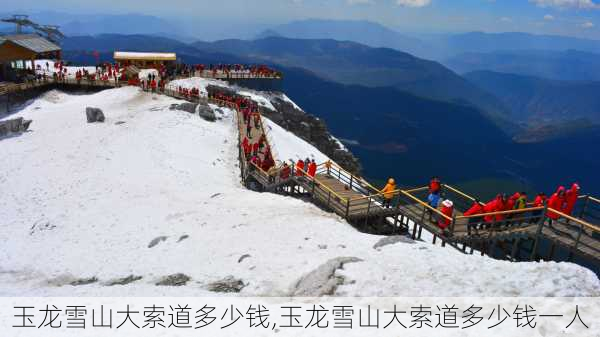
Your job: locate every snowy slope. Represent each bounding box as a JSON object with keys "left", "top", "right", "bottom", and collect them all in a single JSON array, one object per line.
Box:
[{"left": 0, "top": 87, "right": 599, "bottom": 297}]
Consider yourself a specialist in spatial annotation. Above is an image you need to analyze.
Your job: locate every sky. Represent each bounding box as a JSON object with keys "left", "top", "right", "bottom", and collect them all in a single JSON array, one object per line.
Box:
[{"left": 2, "top": 0, "right": 600, "bottom": 39}]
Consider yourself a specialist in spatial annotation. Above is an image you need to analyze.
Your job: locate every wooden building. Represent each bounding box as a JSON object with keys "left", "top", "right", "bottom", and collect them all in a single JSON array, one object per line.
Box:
[
  {"left": 0, "top": 34, "right": 61, "bottom": 82},
  {"left": 113, "top": 51, "right": 176, "bottom": 68}
]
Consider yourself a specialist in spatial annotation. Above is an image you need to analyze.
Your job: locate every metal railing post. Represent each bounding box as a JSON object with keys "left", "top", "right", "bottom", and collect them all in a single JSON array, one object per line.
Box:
[
  {"left": 578, "top": 196, "right": 590, "bottom": 220},
  {"left": 530, "top": 203, "right": 548, "bottom": 261},
  {"left": 345, "top": 199, "right": 350, "bottom": 219}
]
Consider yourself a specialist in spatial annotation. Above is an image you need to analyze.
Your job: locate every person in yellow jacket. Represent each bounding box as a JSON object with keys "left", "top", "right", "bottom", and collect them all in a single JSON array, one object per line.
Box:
[{"left": 381, "top": 178, "right": 396, "bottom": 208}]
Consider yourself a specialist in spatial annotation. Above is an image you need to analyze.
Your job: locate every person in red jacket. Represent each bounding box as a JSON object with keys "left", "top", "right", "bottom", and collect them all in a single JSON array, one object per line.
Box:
[
  {"left": 494, "top": 194, "right": 507, "bottom": 223},
  {"left": 244, "top": 142, "right": 251, "bottom": 159},
  {"left": 482, "top": 194, "right": 501, "bottom": 224},
  {"left": 307, "top": 159, "right": 317, "bottom": 178},
  {"left": 464, "top": 200, "right": 484, "bottom": 232},
  {"left": 429, "top": 176, "right": 441, "bottom": 194},
  {"left": 295, "top": 159, "right": 305, "bottom": 177},
  {"left": 280, "top": 162, "right": 291, "bottom": 180},
  {"left": 563, "top": 183, "right": 580, "bottom": 215},
  {"left": 252, "top": 142, "right": 259, "bottom": 156},
  {"left": 504, "top": 192, "right": 520, "bottom": 226},
  {"left": 506, "top": 192, "right": 520, "bottom": 210},
  {"left": 438, "top": 199, "right": 454, "bottom": 232},
  {"left": 242, "top": 136, "right": 249, "bottom": 151},
  {"left": 547, "top": 186, "right": 566, "bottom": 224}
]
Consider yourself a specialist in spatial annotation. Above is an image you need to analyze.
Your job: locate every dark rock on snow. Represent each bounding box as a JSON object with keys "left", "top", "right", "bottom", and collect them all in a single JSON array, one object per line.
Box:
[
  {"left": 85, "top": 107, "right": 105, "bottom": 123},
  {"left": 105, "top": 275, "right": 143, "bottom": 286},
  {"left": 148, "top": 236, "right": 168, "bottom": 248},
  {"left": 156, "top": 273, "right": 191, "bottom": 286},
  {"left": 197, "top": 102, "right": 216, "bottom": 122},
  {"left": 373, "top": 235, "right": 415, "bottom": 249},
  {"left": 70, "top": 277, "right": 99, "bottom": 286},
  {"left": 0, "top": 117, "right": 32, "bottom": 137},
  {"left": 206, "top": 276, "right": 246, "bottom": 293}
]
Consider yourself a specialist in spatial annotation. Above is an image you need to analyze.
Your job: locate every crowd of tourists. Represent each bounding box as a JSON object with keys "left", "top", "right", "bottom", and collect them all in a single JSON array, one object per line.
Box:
[
  {"left": 379, "top": 175, "right": 583, "bottom": 232},
  {"left": 193, "top": 64, "right": 280, "bottom": 78}
]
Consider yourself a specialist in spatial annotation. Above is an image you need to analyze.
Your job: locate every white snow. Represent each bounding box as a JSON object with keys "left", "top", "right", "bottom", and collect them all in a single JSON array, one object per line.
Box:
[
  {"left": 0, "top": 87, "right": 599, "bottom": 297},
  {"left": 236, "top": 90, "right": 277, "bottom": 111},
  {"left": 165, "top": 76, "right": 229, "bottom": 97},
  {"left": 262, "top": 117, "right": 330, "bottom": 165},
  {"left": 281, "top": 93, "right": 303, "bottom": 111}
]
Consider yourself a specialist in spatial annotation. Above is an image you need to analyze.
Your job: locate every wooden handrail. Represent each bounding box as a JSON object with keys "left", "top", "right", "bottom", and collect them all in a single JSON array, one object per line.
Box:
[
  {"left": 327, "top": 161, "right": 380, "bottom": 194},
  {"left": 588, "top": 196, "right": 600, "bottom": 205},
  {"left": 399, "top": 190, "right": 453, "bottom": 221},
  {"left": 442, "top": 184, "right": 483, "bottom": 204},
  {"left": 548, "top": 208, "right": 600, "bottom": 233},
  {"left": 456, "top": 206, "right": 544, "bottom": 220},
  {"left": 405, "top": 186, "right": 428, "bottom": 194}
]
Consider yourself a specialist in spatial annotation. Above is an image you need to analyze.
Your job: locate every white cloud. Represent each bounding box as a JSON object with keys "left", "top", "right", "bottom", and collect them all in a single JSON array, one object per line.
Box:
[
  {"left": 395, "top": 0, "right": 432, "bottom": 7},
  {"left": 499, "top": 16, "right": 513, "bottom": 22},
  {"left": 530, "top": 0, "right": 600, "bottom": 10},
  {"left": 544, "top": 14, "right": 555, "bottom": 20},
  {"left": 579, "top": 21, "right": 595, "bottom": 27}
]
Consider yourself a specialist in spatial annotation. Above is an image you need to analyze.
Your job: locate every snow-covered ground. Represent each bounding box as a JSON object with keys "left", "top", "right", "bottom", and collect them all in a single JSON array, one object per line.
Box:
[
  {"left": 168, "top": 77, "right": 277, "bottom": 111},
  {"left": 1, "top": 87, "right": 599, "bottom": 297}
]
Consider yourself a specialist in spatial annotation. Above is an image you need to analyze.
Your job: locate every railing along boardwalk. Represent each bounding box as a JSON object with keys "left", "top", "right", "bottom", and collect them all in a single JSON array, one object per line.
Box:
[{"left": 4, "top": 74, "right": 600, "bottom": 269}]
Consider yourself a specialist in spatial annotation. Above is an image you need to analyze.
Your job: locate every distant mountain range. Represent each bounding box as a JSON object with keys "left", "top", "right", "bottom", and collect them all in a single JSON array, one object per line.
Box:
[
  {"left": 192, "top": 37, "right": 511, "bottom": 126},
  {"left": 437, "top": 31, "right": 600, "bottom": 55},
  {"left": 35, "top": 32, "right": 600, "bottom": 196},
  {"left": 447, "top": 50, "right": 600, "bottom": 81},
  {"left": 256, "top": 19, "right": 433, "bottom": 59},
  {"left": 464, "top": 70, "right": 600, "bottom": 126},
  {"left": 258, "top": 20, "right": 600, "bottom": 60}
]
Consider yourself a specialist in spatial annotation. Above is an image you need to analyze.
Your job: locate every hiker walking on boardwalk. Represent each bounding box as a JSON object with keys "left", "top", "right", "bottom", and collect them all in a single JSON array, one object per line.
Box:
[
  {"left": 547, "top": 186, "right": 566, "bottom": 225},
  {"left": 280, "top": 162, "right": 291, "bottom": 180},
  {"left": 438, "top": 199, "right": 454, "bottom": 232},
  {"left": 307, "top": 159, "right": 317, "bottom": 178},
  {"left": 246, "top": 121, "right": 252, "bottom": 139},
  {"left": 295, "top": 159, "right": 305, "bottom": 177},
  {"left": 429, "top": 176, "right": 441, "bottom": 194},
  {"left": 563, "top": 183, "right": 580, "bottom": 215},
  {"left": 464, "top": 199, "right": 484, "bottom": 232},
  {"left": 427, "top": 190, "right": 441, "bottom": 221},
  {"left": 381, "top": 178, "right": 396, "bottom": 208},
  {"left": 482, "top": 194, "right": 502, "bottom": 224}
]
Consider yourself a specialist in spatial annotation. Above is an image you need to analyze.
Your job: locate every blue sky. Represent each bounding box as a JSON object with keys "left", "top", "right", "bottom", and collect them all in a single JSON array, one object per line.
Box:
[{"left": 3, "top": 0, "right": 600, "bottom": 39}]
